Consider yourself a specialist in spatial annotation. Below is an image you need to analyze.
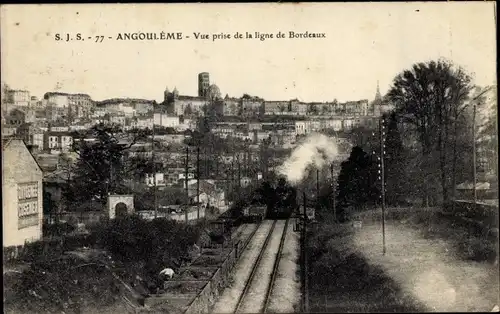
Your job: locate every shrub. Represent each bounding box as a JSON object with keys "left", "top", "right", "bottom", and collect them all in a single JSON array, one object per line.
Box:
[
  {"left": 457, "top": 237, "right": 497, "bottom": 263},
  {"left": 5, "top": 256, "right": 122, "bottom": 313},
  {"left": 96, "top": 216, "right": 202, "bottom": 276},
  {"left": 43, "top": 222, "right": 75, "bottom": 237}
]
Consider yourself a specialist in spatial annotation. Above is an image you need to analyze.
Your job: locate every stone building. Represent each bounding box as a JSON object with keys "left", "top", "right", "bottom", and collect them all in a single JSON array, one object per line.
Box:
[{"left": 2, "top": 138, "right": 44, "bottom": 247}]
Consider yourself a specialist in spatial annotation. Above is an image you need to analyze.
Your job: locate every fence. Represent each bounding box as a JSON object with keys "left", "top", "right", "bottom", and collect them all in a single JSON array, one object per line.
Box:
[
  {"left": 444, "top": 200, "right": 499, "bottom": 229},
  {"left": 169, "top": 207, "right": 207, "bottom": 222},
  {"left": 355, "top": 206, "right": 441, "bottom": 222},
  {"left": 46, "top": 211, "right": 107, "bottom": 226}
]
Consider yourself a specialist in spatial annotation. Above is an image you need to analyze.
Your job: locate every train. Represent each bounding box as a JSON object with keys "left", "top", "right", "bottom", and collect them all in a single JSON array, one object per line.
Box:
[
  {"left": 256, "top": 176, "right": 298, "bottom": 220},
  {"left": 242, "top": 205, "right": 267, "bottom": 223},
  {"left": 209, "top": 175, "right": 298, "bottom": 230}
]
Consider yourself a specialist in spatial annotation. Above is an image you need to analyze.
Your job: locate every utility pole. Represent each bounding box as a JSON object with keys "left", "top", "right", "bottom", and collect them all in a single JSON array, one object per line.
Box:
[
  {"left": 197, "top": 146, "right": 200, "bottom": 220},
  {"left": 303, "top": 191, "right": 307, "bottom": 221},
  {"left": 331, "top": 163, "right": 336, "bottom": 222},
  {"left": 231, "top": 155, "right": 235, "bottom": 201},
  {"left": 245, "top": 149, "right": 249, "bottom": 177},
  {"left": 472, "top": 102, "right": 477, "bottom": 211},
  {"left": 204, "top": 147, "right": 208, "bottom": 179},
  {"left": 108, "top": 159, "right": 112, "bottom": 196},
  {"left": 316, "top": 169, "right": 320, "bottom": 201},
  {"left": 215, "top": 155, "right": 219, "bottom": 179},
  {"left": 152, "top": 125, "right": 157, "bottom": 219},
  {"left": 302, "top": 190, "right": 309, "bottom": 313},
  {"left": 238, "top": 153, "right": 242, "bottom": 192},
  {"left": 379, "top": 117, "right": 386, "bottom": 255},
  {"left": 185, "top": 146, "right": 189, "bottom": 205}
]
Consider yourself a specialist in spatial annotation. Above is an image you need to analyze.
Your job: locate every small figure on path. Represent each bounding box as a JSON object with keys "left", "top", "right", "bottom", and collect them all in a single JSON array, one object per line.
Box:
[{"left": 159, "top": 267, "right": 175, "bottom": 279}]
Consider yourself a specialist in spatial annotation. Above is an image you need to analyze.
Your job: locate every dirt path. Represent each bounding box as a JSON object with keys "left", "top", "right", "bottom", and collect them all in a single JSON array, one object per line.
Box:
[{"left": 352, "top": 222, "right": 499, "bottom": 312}]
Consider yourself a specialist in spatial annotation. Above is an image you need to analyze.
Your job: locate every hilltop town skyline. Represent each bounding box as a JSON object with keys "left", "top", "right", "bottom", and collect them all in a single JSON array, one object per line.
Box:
[{"left": 2, "top": 76, "right": 382, "bottom": 105}]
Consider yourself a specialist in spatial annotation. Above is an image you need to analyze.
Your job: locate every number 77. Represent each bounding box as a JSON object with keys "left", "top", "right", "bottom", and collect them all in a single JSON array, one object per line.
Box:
[{"left": 95, "top": 36, "right": 104, "bottom": 43}]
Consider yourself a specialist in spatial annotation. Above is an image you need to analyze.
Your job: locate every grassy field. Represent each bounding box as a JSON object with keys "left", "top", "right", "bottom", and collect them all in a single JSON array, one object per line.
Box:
[{"left": 306, "top": 209, "right": 499, "bottom": 312}]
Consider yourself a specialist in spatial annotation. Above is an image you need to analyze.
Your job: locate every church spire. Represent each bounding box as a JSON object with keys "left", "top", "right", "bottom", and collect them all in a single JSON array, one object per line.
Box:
[{"left": 375, "top": 80, "right": 382, "bottom": 101}]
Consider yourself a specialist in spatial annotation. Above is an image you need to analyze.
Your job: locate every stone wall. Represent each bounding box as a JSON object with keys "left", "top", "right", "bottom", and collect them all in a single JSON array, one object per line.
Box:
[
  {"left": 139, "top": 227, "right": 252, "bottom": 313},
  {"left": 183, "top": 234, "right": 249, "bottom": 314}
]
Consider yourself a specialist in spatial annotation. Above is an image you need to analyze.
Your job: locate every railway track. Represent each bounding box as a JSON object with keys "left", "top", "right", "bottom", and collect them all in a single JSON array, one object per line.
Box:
[
  {"left": 263, "top": 219, "right": 290, "bottom": 313},
  {"left": 233, "top": 219, "right": 289, "bottom": 314}
]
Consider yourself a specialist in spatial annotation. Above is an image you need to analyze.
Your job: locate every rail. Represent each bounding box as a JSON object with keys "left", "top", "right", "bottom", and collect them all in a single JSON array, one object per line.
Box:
[
  {"left": 237, "top": 220, "right": 265, "bottom": 256},
  {"left": 183, "top": 221, "right": 264, "bottom": 314},
  {"left": 233, "top": 220, "right": 278, "bottom": 314},
  {"left": 302, "top": 216, "right": 309, "bottom": 313},
  {"left": 263, "top": 218, "right": 290, "bottom": 313}
]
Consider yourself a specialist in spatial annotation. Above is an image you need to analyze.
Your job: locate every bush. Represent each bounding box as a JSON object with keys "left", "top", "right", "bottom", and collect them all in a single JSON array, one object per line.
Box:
[
  {"left": 43, "top": 222, "right": 75, "bottom": 237},
  {"left": 96, "top": 216, "right": 202, "bottom": 277},
  {"left": 457, "top": 237, "right": 497, "bottom": 263},
  {"left": 5, "top": 256, "right": 122, "bottom": 313},
  {"left": 63, "top": 234, "right": 93, "bottom": 251}
]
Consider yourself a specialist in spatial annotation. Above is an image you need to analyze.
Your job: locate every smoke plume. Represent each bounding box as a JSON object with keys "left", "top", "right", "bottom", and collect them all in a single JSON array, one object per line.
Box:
[{"left": 277, "top": 133, "right": 339, "bottom": 185}]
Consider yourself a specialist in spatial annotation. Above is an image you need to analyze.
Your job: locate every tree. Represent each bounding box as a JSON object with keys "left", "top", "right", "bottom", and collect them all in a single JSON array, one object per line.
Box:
[
  {"left": 332, "top": 99, "right": 339, "bottom": 114},
  {"left": 345, "top": 125, "right": 377, "bottom": 153},
  {"left": 126, "top": 155, "right": 155, "bottom": 180},
  {"left": 382, "top": 111, "right": 408, "bottom": 206},
  {"left": 322, "top": 104, "right": 331, "bottom": 115},
  {"left": 66, "top": 124, "right": 149, "bottom": 206},
  {"left": 307, "top": 104, "right": 318, "bottom": 115},
  {"left": 336, "top": 146, "right": 378, "bottom": 221},
  {"left": 474, "top": 85, "right": 497, "bottom": 183},
  {"left": 387, "top": 59, "right": 473, "bottom": 205}
]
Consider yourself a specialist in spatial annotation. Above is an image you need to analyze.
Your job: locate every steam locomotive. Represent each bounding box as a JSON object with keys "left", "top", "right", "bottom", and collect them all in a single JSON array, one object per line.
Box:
[{"left": 252, "top": 175, "right": 297, "bottom": 219}]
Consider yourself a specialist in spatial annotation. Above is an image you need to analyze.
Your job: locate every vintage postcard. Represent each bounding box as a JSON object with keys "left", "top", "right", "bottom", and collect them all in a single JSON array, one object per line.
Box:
[{"left": 1, "top": 3, "right": 498, "bottom": 313}]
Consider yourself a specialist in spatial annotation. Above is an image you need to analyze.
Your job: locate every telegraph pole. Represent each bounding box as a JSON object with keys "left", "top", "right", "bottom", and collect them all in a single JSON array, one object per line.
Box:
[
  {"left": 197, "top": 146, "right": 200, "bottom": 219},
  {"left": 231, "top": 154, "right": 235, "bottom": 200},
  {"left": 215, "top": 155, "right": 219, "bottom": 178},
  {"left": 472, "top": 103, "right": 477, "bottom": 211},
  {"left": 245, "top": 149, "right": 249, "bottom": 177},
  {"left": 153, "top": 125, "right": 157, "bottom": 218},
  {"left": 316, "top": 169, "right": 320, "bottom": 201},
  {"left": 303, "top": 191, "right": 307, "bottom": 221},
  {"left": 185, "top": 146, "right": 189, "bottom": 205},
  {"left": 379, "top": 117, "right": 387, "bottom": 255},
  {"left": 331, "top": 163, "right": 336, "bottom": 222},
  {"left": 238, "top": 153, "right": 242, "bottom": 192},
  {"left": 204, "top": 147, "right": 209, "bottom": 179}
]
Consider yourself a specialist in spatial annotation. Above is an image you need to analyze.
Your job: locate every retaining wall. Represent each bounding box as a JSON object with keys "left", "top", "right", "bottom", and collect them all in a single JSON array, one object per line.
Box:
[
  {"left": 140, "top": 227, "right": 252, "bottom": 313},
  {"left": 183, "top": 230, "right": 252, "bottom": 314}
]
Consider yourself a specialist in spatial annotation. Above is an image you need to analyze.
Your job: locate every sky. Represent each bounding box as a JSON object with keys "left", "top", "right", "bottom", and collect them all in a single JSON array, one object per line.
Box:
[{"left": 0, "top": 3, "right": 497, "bottom": 103}]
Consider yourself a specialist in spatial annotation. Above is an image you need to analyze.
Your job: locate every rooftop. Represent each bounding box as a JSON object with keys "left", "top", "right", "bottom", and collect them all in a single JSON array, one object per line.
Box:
[
  {"left": 44, "top": 92, "right": 92, "bottom": 99},
  {"left": 95, "top": 98, "right": 155, "bottom": 106}
]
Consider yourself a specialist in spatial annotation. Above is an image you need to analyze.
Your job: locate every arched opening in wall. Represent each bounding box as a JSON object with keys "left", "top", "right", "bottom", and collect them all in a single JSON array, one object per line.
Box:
[{"left": 115, "top": 202, "right": 128, "bottom": 218}]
